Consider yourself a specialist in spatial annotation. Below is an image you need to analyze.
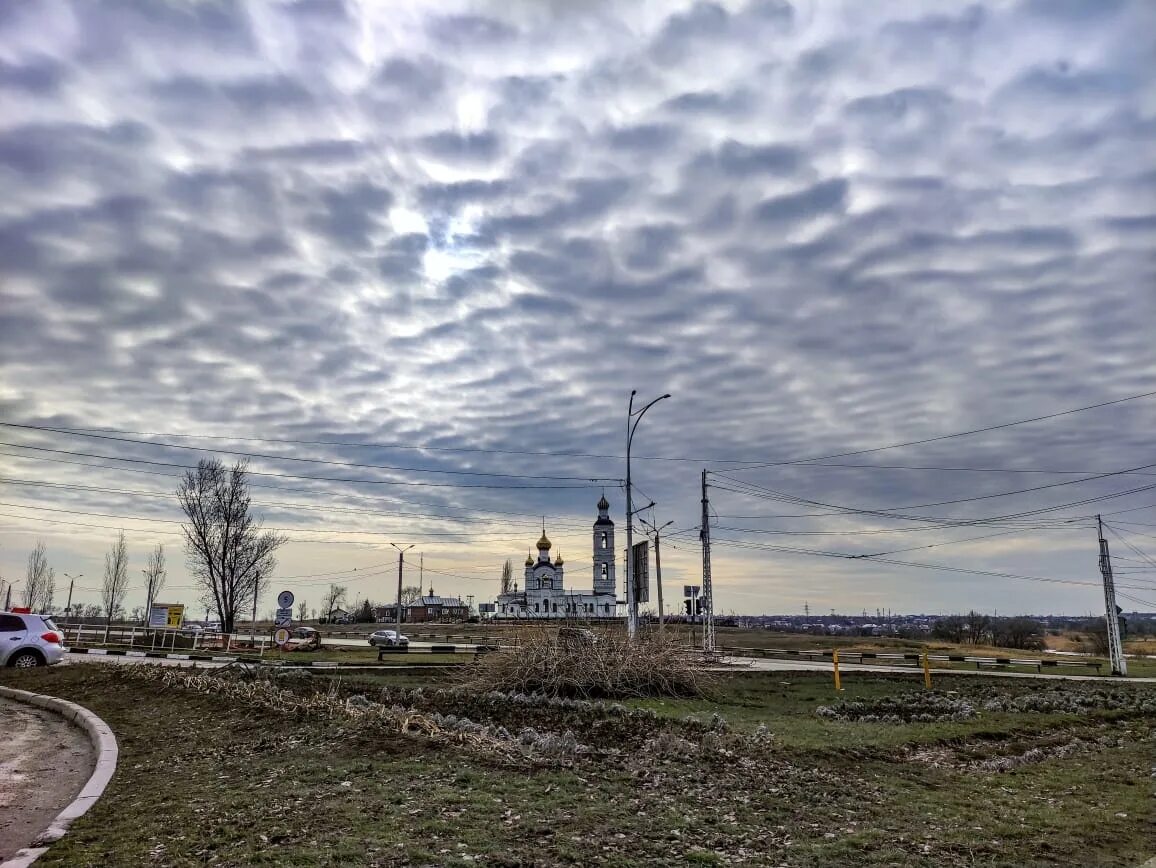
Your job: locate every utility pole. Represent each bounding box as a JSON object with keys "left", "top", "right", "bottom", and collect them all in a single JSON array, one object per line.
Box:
[
  {"left": 624, "top": 389, "right": 671, "bottom": 640},
  {"left": 391, "top": 543, "right": 414, "bottom": 638},
  {"left": 63, "top": 573, "right": 82, "bottom": 622},
  {"left": 1096, "top": 515, "right": 1127, "bottom": 676},
  {"left": 4, "top": 583, "right": 12, "bottom": 610},
  {"left": 700, "top": 469, "right": 715, "bottom": 654},
  {"left": 639, "top": 515, "right": 673, "bottom": 632}
]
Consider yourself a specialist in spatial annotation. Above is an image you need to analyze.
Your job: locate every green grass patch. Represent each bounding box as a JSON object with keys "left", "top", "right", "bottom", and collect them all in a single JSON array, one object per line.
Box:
[{"left": 2, "top": 665, "right": 1151, "bottom": 867}]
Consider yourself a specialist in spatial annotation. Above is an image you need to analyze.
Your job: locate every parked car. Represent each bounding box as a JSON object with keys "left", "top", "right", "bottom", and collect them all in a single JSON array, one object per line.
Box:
[
  {"left": 368, "top": 629, "right": 409, "bottom": 647},
  {"left": 180, "top": 623, "right": 205, "bottom": 635},
  {"left": 1, "top": 608, "right": 65, "bottom": 668}
]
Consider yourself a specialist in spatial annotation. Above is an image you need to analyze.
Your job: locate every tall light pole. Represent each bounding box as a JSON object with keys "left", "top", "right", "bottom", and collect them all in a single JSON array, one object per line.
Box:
[
  {"left": 639, "top": 516, "right": 673, "bottom": 632},
  {"left": 62, "top": 573, "right": 82, "bottom": 622},
  {"left": 625, "top": 390, "right": 671, "bottom": 640},
  {"left": 390, "top": 543, "right": 414, "bottom": 638}
]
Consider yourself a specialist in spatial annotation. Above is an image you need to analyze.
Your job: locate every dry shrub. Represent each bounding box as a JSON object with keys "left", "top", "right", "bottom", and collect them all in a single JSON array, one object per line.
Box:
[{"left": 459, "top": 628, "right": 714, "bottom": 699}]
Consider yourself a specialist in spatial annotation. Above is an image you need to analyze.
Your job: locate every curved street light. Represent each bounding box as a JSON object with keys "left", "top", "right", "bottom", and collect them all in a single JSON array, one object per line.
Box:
[{"left": 625, "top": 390, "right": 671, "bottom": 639}]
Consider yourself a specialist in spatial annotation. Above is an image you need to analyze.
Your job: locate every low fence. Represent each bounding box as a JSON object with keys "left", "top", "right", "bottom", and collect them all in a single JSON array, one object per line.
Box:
[
  {"left": 720, "top": 645, "right": 1104, "bottom": 673},
  {"left": 59, "top": 624, "right": 271, "bottom": 655}
]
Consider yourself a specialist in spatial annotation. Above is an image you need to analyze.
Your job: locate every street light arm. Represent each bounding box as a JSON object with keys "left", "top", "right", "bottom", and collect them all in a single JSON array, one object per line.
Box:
[{"left": 628, "top": 393, "right": 672, "bottom": 449}]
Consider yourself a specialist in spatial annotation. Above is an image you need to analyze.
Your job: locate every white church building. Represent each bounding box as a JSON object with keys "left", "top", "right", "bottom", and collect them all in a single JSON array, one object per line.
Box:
[{"left": 495, "top": 495, "right": 619, "bottom": 619}]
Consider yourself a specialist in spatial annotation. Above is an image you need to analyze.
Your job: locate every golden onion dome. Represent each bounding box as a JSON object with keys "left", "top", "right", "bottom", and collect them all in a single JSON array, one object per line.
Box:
[
  {"left": 536, "top": 531, "right": 552, "bottom": 551},
  {"left": 597, "top": 493, "right": 610, "bottom": 511},
  {"left": 524, "top": 550, "right": 534, "bottom": 566},
  {"left": 554, "top": 550, "right": 564, "bottom": 566}
]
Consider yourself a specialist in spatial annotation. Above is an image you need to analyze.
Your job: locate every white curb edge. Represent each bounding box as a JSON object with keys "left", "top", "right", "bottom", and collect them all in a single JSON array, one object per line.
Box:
[{"left": 0, "top": 687, "right": 119, "bottom": 868}]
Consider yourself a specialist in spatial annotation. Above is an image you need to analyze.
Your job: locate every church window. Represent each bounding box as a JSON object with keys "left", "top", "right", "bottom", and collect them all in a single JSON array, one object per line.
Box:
[
  {"left": 600, "top": 564, "right": 608, "bottom": 579},
  {"left": 600, "top": 531, "right": 608, "bottom": 550},
  {"left": 535, "top": 603, "right": 540, "bottom": 613},
  {"left": 552, "top": 603, "right": 557, "bottom": 613}
]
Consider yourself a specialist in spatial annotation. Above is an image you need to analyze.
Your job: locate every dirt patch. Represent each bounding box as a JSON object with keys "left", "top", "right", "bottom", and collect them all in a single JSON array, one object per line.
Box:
[{"left": 0, "top": 697, "right": 95, "bottom": 860}]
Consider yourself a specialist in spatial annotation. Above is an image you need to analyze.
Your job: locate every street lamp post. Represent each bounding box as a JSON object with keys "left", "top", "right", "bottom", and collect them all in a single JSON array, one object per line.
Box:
[
  {"left": 390, "top": 543, "right": 415, "bottom": 639},
  {"left": 639, "top": 517, "right": 673, "bottom": 632},
  {"left": 625, "top": 390, "right": 671, "bottom": 640}
]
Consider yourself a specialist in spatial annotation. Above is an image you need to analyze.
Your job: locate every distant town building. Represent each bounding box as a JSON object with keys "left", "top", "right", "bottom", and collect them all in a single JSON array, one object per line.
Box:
[
  {"left": 406, "top": 590, "right": 469, "bottom": 623},
  {"left": 495, "top": 495, "right": 619, "bottom": 619}
]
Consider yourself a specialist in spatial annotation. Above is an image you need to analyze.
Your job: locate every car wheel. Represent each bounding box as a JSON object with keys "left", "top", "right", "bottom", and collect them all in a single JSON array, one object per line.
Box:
[
  {"left": 369, "top": 639, "right": 376, "bottom": 646},
  {"left": 10, "top": 651, "right": 44, "bottom": 668}
]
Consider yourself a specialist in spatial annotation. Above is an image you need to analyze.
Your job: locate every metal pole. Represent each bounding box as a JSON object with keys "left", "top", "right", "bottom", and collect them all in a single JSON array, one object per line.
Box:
[
  {"left": 1097, "top": 515, "right": 1127, "bottom": 676},
  {"left": 700, "top": 470, "right": 715, "bottom": 654},
  {"left": 625, "top": 392, "right": 636, "bottom": 639},
  {"left": 625, "top": 391, "right": 671, "bottom": 640}
]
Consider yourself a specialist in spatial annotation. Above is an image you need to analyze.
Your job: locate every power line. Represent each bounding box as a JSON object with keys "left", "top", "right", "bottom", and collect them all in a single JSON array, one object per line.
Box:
[
  {"left": 0, "top": 423, "right": 618, "bottom": 483},
  {"left": 0, "top": 450, "right": 620, "bottom": 524},
  {"left": 722, "top": 389, "right": 1156, "bottom": 472},
  {"left": 0, "top": 442, "right": 605, "bottom": 490},
  {"left": 0, "top": 477, "right": 595, "bottom": 532},
  {"left": 12, "top": 387, "right": 1156, "bottom": 468}
]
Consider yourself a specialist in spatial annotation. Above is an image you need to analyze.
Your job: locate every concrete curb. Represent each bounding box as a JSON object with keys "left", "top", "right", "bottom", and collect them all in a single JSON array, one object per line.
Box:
[{"left": 0, "top": 687, "right": 119, "bottom": 868}]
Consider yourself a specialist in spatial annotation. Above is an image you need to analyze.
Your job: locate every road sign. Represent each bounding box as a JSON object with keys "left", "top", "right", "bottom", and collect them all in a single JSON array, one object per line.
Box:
[
  {"left": 277, "top": 590, "right": 295, "bottom": 609},
  {"left": 274, "top": 607, "right": 293, "bottom": 627},
  {"left": 683, "top": 585, "right": 700, "bottom": 598},
  {"left": 274, "top": 628, "right": 290, "bottom": 646}
]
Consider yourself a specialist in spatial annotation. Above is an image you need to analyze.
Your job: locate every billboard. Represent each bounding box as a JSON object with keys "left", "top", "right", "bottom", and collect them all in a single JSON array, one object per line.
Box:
[
  {"left": 148, "top": 603, "right": 184, "bottom": 629},
  {"left": 632, "top": 541, "right": 650, "bottom": 603}
]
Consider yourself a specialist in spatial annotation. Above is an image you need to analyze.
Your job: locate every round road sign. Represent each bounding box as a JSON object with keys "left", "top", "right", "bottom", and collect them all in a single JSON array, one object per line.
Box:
[
  {"left": 277, "top": 590, "right": 295, "bottom": 609},
  {"left": 274, "top": 627, "right": 290, "bottom": 645}
]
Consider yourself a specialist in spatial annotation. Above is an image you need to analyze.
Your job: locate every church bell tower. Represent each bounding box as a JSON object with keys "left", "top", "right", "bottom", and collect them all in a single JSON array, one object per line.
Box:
[{"left": 592, "top": 493, "right": 616, "bottom": 596}]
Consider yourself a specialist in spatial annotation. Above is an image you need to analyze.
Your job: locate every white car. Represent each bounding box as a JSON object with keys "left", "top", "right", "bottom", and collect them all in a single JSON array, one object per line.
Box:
[
  {"left": 368, "top": 629, "right": 409, "bottom": 647},
  {"left": 1, "top": 609, "right": 65, "bottom": 668}
]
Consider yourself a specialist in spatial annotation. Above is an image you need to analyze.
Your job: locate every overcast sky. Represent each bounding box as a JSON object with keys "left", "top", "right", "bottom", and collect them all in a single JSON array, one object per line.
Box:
[{"left": 2, "top": 0, "right": 1155, "bottom": 619}]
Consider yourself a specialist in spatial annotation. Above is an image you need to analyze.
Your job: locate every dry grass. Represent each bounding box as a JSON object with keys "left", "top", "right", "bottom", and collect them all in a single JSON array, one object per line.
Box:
[{"left": 458, "top": 627, "right": 715, "bottom": 699}]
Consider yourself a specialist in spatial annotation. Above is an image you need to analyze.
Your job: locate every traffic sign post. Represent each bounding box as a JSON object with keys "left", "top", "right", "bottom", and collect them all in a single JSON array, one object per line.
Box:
[
  {"left": 274, "top": 627, "right": 290, "bottom": 648},
  {"left": 277, "top": 590, "right": 295, "bottom": 610}
]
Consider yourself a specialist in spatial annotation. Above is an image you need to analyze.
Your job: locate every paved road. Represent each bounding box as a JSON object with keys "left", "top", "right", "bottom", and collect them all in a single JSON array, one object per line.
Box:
[
  {"left": 0, "top": 697, "right": 94, "bottom": 861},
  {"left": 232, "top": 633, "right": 457, "bottom": 651},
  {"left": 725, "top": 656, "right": 1156, "bottom": 683}
]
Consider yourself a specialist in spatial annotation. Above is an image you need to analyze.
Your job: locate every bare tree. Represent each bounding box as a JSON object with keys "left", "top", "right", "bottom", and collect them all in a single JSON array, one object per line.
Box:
[
  {"left": 82, "top": 603, "right": 102, "bottom": 619},
  {"left": 964, "top": 610, "right": 991, "bottom": 645},
  {"left": 141, "top": 543, "right": 166, "bottom": 619},
  {"left": 401, "top": 584, "right": 422, "bottom": 605},
  {"left": 296, "top": 598, "right": 309, "bottom": 621},
  {"left": 500, "top": 558, "right": 513, "bottom": 595},
  {"left": 177, "top": 459, "right": 286, "bottom": 634},
  {"left": 23, "top": 540, "right": 56, "bottom": 612},
  {"left": 101, "top": 531, "right": 130, "bottom": 621},
  {"left": 321, "top": 584, "right": 347, "bottom": 621}
]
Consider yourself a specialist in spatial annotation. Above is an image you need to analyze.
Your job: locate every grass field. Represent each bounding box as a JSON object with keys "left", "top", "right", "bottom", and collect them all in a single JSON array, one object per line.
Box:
[{"left": 3, "top": 662, "right": 1153, "bottom": 867}]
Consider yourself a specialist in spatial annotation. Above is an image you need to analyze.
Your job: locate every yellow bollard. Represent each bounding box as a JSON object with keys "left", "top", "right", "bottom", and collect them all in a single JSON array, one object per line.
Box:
[
  {"left": 832, "top": 649, "right": 842, "bottom": 692},
  {"left": 922, "top": 651, "right": 932, "bottom": 689}
]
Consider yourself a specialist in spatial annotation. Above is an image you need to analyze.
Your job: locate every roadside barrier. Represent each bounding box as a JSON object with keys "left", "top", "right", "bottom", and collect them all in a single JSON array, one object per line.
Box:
[{"left": 720, "top": 646, "right": 1105, "bottom": 674}]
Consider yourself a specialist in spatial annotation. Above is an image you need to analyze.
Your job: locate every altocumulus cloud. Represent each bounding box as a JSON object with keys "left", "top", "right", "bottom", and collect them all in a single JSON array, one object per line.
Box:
[{"left": 0, "top": 0, "right": 1154, "bottom": 616}]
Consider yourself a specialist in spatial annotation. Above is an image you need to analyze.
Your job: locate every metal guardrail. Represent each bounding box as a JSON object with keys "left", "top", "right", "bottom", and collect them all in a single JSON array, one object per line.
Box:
[{"left": 719, "top": 646, "right": 1104, "bottom": 673}]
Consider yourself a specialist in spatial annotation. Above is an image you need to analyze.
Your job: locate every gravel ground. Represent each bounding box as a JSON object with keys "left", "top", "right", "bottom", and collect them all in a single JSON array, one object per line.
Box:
[{"left": 0, "top": 697, "right": 94, "bottom": 861}]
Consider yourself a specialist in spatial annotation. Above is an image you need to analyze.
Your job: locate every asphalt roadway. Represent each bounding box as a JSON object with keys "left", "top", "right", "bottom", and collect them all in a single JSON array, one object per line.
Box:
[
  {"left": 56, "top": 652, "right": 1156, "bottom": 682},
  {"left": 0, "top": 697, "right": 94, "bottom": 862}
]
